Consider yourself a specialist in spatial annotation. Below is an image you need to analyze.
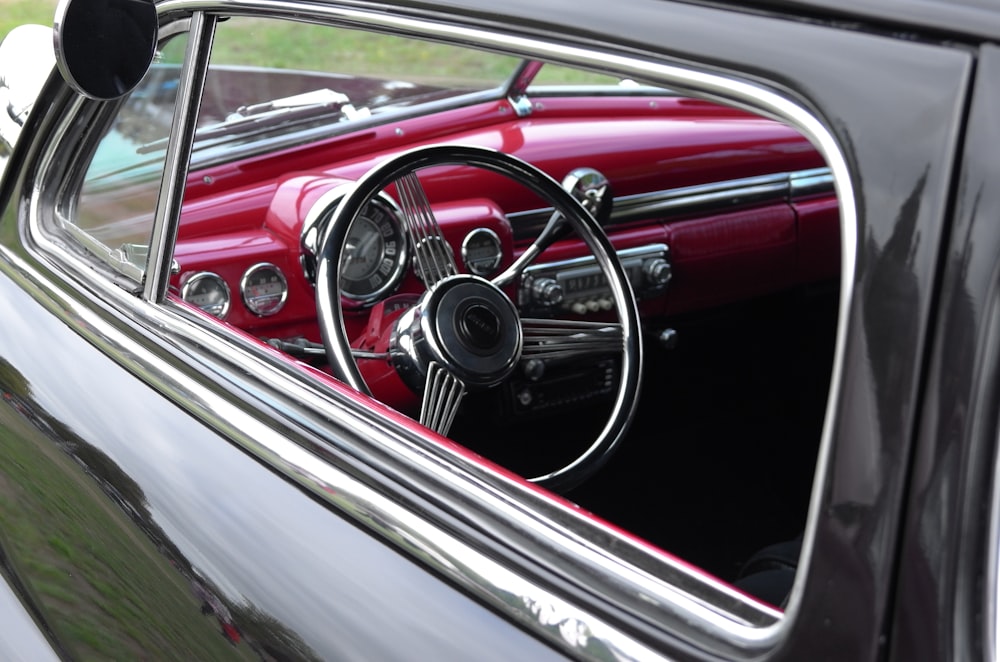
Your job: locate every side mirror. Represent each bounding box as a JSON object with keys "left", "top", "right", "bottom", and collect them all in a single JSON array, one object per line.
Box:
[{"left": 53, "top": 0, "right": 158, "bottom": 100}]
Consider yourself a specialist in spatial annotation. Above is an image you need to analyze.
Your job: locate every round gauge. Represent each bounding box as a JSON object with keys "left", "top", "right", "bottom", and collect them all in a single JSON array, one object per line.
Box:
[
  {"left": 241, "top": 263, "right": 288, "bottom": 316},
  {"left": 461, "top": 228, "right": 503, "bottom": 276},
  {"left": 180, "top": 272, "right": 230, "bottom": 319},
  {"left": 340, "top": 197, "right": 408, "bottom": 304}
]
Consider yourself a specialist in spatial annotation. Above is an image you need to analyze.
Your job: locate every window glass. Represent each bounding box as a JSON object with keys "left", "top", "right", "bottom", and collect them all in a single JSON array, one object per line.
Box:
[
  {"left": 211, "top": 18, "right": 518, "bottom": 84},
  {"left": 528, "top": 64, "right": 628, "bottom": 87},
  {"left": 73, "top": 33, "right": 189, "bottom": 276},
  {"left": 192, "top": 17, "right": 520, "bottom": 148}
]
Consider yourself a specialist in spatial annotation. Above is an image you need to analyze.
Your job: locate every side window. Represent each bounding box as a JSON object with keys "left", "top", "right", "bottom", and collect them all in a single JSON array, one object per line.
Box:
[
  {"left": 195, "top": 17, "right": 519, "bottom": 141},
  {"left": 527, "top": 64, "right": 629, "bottom": 87},
  {"left": 70, "top": 33, "right": 189, "bottom": 278}
]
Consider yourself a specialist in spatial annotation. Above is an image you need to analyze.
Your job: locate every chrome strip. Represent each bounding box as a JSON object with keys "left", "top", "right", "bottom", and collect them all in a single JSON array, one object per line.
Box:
[
  {"left": 790, "top": 167, "right": 835, "bottom": 197},
  {"left": 27, "top": 2, "right": 857, "bottom": 659},
  {"left": 508, "top": 167, "right": 833, "bottom": 239},
  {"left": 144, "top": 12, "right": 216, "bottom": 303}
]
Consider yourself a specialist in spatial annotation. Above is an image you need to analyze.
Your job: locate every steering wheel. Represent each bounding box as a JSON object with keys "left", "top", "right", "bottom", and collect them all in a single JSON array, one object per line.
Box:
[{"left": 314, "top": 144, "right": 642, "bottom": 491}]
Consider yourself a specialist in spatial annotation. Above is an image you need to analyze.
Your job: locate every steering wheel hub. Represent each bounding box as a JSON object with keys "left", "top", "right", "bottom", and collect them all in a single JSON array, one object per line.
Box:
[
  {"left": 390, "top": 275, "right": 522, "bottom": 390},
  {"left": 457, "top": 302, "right": 503, "bottom": 352}
]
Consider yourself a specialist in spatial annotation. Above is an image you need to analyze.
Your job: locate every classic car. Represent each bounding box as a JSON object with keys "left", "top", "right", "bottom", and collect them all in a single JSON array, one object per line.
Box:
[{"left": 0, "top": 0, "right": 992, "bottom": 658}]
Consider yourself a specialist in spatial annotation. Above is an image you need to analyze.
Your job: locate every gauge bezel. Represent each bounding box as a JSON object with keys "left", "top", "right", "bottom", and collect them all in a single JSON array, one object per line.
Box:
[
  {"left": 301, "top": 187, "right": 409, "bottom": 307},
  {"left": 461, "top": 227, "right": 503, "bottom": 276},
  {"left": 180, "top": 271, "right": 231, "bottom": 319},
  {"left": 240, "top": 262, "right": 288, "bottom": 316}
]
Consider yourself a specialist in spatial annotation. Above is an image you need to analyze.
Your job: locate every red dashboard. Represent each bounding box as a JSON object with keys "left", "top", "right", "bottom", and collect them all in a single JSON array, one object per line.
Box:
[{"left": 171, "top": 94, "right": 837, "bottom": 354}]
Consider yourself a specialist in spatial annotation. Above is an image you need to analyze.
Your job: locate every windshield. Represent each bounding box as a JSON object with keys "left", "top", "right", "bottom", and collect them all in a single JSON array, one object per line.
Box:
[
  {"left": 175, "top": 18, "right": 524, "bottom": 154},
  {"left": 88, "top": 15, "right": 647, "bottom": 173},
  {"left": 73, "top": 15, "right": 654, "bottom": 277}
]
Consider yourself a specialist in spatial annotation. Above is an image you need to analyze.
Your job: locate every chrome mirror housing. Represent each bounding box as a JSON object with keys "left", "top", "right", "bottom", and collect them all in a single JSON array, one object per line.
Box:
[
  {"left": 53, "top": 0, "right": 158, "bottom": 100},
  {"left": 562, "top": 167, "right": 612, "bottom": 224}
]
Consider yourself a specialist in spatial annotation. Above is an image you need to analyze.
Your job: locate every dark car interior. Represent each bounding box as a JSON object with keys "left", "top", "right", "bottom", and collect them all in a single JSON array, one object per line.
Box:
[{"left": 453, "top": 281, "right": 837, "bottom": 577}]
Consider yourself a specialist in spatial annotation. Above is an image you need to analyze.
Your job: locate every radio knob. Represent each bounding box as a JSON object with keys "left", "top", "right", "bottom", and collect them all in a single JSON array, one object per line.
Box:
[
  {"left": 643, "top": 258, "right": 672, "bottom": 287},
  {"left": 522, "top": 358, "right": 546, "bottom": 381},
  {"left": 517, "top": 388, "right": 534, "bottom": 407},
  {"left": 531, "top": 277, "right": 564, "bottom": 307}
]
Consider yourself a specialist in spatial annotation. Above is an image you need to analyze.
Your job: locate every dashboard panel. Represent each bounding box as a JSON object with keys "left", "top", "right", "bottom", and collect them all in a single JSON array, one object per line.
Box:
[{"left": 169, "top": 94, "right": 838, "bottom": 414}]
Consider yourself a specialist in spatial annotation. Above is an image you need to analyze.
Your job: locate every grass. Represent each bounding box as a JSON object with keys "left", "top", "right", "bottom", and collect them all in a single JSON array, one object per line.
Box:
[
  {"left": 0, "top": 0, "right": 56, "bottom": 40},
  {"left": 212, "top": 17, "right": 523, "bottom": 86}
]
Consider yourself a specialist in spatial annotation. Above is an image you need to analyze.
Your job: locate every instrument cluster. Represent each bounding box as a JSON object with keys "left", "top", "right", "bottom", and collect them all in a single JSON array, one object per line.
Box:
[
  {"left": 180, "top": 262, "right": 290, "bottom": 320},
  {"left": 177, "top": 187, "right": 509, "bottom": 322},
  {"left": 176, "top": 166, "right": 671, "bottom": 328}
]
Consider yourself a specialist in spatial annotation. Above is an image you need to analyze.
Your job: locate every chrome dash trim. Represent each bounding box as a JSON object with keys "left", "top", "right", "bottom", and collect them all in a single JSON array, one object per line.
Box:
[
  {"left": 27, "top": 1, "right": 856, "bottom": 659},
  {"left": 508, "top": 166, "right": 833, "bottom": 240},
  {"left": 790, "top": 167, "right": 835, "bottom": 198}
]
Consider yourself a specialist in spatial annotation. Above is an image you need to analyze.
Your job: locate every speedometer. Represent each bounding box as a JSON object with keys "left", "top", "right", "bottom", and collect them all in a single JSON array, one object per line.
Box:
[
  {"left": 301, "top": 187, "right": 408, "bottom": 307},
  {"left": 341, "top": 198, "right": 407, "bottom": 303}
]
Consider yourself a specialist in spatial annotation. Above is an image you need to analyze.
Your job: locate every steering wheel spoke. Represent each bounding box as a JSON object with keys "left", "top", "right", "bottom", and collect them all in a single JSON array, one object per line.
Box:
[
  {"left": 492, "top": 211, "right": 565, "bottom": 288},
  {"left": 420, "top": 362, "right": 467, "bottom": 436},
  {"left": 521, "top": 318, "right": 624, "bottom": 363},
  {"left": 395, "top": 171, "right": 457, "bottom": 288}
]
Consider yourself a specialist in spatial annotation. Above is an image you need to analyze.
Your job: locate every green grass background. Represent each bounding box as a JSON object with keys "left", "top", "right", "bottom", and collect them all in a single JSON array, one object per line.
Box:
[{"left": 0, "top": 0, "right": 55, "bottom": 39}]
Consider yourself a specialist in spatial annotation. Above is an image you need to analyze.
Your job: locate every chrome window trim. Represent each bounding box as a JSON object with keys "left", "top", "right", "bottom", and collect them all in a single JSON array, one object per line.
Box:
[
  {"left": 26, "top": 1, "right": 857, "bottom": 658},
  {"left": 145, "top": 11, "right": 216, "bottom": 302},
  {"left": 528, "top": 84, "right": 670, "bottom": 95},
  {"left": 159, "top": 12, "right": 521, "bottom": 173},
  {"left": 59, "top": 222, "right": 146, "bottom": 282}
]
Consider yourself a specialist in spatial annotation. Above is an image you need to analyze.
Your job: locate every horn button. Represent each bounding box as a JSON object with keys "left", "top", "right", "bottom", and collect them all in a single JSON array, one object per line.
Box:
[
  {"left": 457, "top": 301, "right": 504, "bottom": 353},
  {"left": 390, "top": 275, "right": 523, "bottom": 390}
]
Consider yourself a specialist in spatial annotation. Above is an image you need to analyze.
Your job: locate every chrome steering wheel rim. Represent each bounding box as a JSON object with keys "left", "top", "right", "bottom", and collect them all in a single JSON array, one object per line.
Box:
[{"left": 314, "top": 144, "right": 642, "bottom": 491}]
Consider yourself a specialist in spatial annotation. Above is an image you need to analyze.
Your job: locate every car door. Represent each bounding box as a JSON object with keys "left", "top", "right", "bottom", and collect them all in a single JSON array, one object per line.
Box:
[
  {"left": 888, "top": 38, "right": 1000, "bottom": 661},
  {"left": 0, "top": 0, "right": 979, "bottom": 659}
]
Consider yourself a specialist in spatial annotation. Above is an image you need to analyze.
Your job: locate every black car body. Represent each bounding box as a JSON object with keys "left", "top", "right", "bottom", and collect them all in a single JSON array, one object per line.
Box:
[{"left": 0, "top": 0, "right": 995, "bottom": 659}]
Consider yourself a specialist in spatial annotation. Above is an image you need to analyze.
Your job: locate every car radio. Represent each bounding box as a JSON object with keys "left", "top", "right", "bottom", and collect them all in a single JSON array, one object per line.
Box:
[{"left": 518, "top": 243, "right": 671, "bottom": 315}]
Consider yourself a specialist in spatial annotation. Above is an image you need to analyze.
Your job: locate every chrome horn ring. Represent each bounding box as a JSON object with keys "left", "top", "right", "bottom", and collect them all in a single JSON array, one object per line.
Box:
[{"left": 314, "top": 144, "right": 642, "bottom": 491}]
